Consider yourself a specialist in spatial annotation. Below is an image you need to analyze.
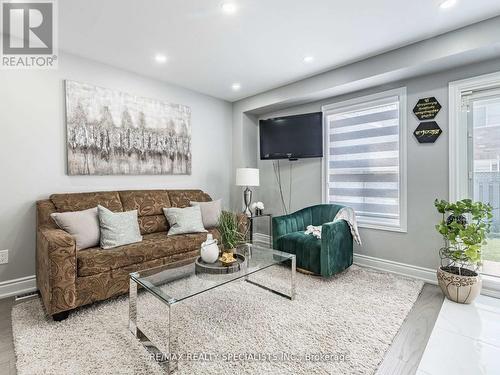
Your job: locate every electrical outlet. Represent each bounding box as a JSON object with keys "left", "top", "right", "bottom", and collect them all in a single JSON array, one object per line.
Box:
[{"left": 0, "top": 249, "right": 8, "bottom": 264}]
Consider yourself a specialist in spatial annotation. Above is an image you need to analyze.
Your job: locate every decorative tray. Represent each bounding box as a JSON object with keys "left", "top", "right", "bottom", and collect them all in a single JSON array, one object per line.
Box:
[{"left": 195, "top": 253, "right": 247, "bottom": 275}]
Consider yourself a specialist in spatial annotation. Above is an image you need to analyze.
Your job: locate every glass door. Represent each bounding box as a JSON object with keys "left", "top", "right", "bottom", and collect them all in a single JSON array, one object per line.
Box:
[{"left": 466, "top": 90, "right": 500, "bottom": 276}]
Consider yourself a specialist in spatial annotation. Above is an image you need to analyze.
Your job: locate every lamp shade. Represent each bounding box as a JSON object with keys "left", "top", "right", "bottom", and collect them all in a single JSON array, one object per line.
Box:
[{"left": 236, "top": 168, "right": 259, "bottom": 187}]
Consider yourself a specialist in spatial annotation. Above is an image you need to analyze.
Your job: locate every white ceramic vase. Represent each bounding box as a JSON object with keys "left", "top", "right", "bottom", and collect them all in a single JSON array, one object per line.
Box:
[{"left": 200, "top": 234, "right": 219, "bottom": 263}]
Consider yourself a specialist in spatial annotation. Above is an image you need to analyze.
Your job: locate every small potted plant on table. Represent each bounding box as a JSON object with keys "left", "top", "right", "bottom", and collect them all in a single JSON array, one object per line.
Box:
[
  {"left": 218, "top": 211, "right": 247, "bottom": 266},
  {"left": 434, "top": 198, "right": 493, "bottom": 304}
]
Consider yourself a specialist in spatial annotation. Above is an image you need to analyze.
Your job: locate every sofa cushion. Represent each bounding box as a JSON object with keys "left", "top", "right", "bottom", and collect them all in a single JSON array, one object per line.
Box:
[
  {"left": 118, "top": 190, "right": 171, "bottom": 216},
  {"left": 137, "top": 215, "right": 169, "bottom": 235},
  {"left": 77, "top": 228, "right": 220, "bottom": 277},
  {"left": 119, "top": 190, "right": 171, "bottom": 235},
  {"left": 167, "top": 190, "right": 211, "bottom": 208},
  {"left": 50, "top": 191, "right": 123, "bottom": 213},
  {"left": 276, "top": 231, "right": 322, "bottom": 275}
]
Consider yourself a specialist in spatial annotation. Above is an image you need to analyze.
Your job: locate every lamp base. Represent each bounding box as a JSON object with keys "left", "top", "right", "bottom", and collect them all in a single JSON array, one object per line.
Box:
[{"left": 243, "top": 187, "right": 252, "bottom": 217}]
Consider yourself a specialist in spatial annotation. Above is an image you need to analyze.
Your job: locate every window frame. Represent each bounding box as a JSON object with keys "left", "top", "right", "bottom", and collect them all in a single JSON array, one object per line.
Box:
[
  {"left": 449, "top": 72, "right": 500, "bottom": 201},
  {"left": 321, "top": 87, "right": 408, "bottom": 232},
  {"left": 449, "top": 71, "right": 500, "bottom": 296}
]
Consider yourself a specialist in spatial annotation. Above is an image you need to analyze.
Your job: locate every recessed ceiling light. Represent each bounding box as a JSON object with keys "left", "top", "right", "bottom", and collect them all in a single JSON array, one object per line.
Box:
[
  {"left": 221, "top": 3, "right": 237, "bottom": 14},
  {"left": 232, "top": 83, "right": 241, "bottom": 91},
  {"left": 303, "top": 56, "right": 314, "bottom": 63},
  {"left": 154, "top": 54, "right": 167, "bottom": 63},
  {"left": 440, "top": 0, "right": 457, "bottom": 9}
]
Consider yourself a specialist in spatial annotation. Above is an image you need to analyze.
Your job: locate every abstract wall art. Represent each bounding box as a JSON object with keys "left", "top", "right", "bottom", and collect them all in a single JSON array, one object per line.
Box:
[{"left": 65, "top": 80, "right": 191, "bottom": 175}]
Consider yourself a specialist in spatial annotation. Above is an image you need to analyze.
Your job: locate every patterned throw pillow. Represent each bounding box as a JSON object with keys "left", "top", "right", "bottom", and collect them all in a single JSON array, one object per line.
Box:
[
  {"left": 50, "top": 207, "right": 100, "bottom": 250},
  {"left": 163, "top": 206, "right": 208, "bottom": 236},
  {"left": 190, "top": 199, "right": 222, "bottom": 228},
  {"left": 97, "top": 205, "right": 142, "bottom": 249}
]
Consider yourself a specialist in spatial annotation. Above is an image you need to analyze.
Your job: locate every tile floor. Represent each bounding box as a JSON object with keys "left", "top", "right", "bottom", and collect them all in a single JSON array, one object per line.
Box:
[{"left": 417, "top": 295, "right": 500, "bottom": 375}]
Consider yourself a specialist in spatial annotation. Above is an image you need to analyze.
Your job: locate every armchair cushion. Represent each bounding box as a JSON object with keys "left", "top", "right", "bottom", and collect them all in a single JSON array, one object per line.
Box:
[{"left": 276, "top": 231, "right": 321, "bottom": 275}]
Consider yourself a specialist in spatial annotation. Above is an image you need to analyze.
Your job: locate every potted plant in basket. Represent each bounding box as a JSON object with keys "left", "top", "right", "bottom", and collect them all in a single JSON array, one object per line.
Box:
[
  {"left": 217, "top": 211, "right": 247, "bottom": 266},
  {"left": 434, "top": 198, "right": 493, "bottom": 304}
]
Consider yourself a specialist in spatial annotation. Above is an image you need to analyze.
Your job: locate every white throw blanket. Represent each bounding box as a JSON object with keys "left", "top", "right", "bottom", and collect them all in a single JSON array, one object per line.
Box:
[
  {"left": 304, "top": 207, "right": 362, "bottom": 245},
  {"left": 305, "top": 225, "right": 322, "bottom": 239}
]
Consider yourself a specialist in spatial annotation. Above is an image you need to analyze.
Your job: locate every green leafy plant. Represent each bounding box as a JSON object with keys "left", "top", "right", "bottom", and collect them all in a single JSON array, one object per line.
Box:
[
  {"left": 218, "top": 211, "right": 247, "bottom": 252},
  {"left": 434, "top": 198, "right": 493, "bottom": 274}
]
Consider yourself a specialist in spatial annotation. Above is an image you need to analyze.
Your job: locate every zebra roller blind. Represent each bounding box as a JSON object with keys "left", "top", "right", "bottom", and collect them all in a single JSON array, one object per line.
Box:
[{"left": 325, "top": 92, "right": 405, "bottom": 230}]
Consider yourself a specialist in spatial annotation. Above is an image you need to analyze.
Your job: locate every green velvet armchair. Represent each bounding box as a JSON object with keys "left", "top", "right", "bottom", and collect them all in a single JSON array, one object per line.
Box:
[{"left": 272, "top": 204, "right": 353, "bottom": 277}]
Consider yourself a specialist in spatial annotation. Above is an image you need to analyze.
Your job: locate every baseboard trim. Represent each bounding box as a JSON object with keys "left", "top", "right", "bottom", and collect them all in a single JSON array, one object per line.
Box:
[
  {"left": 481, "top": 275, "right": 500, "bottom": 299},
  {"left": 255, "top": 232, "right": 500, "bottom": 297},
  {"left": 0, "top": 275, "right": 37, "bottom": 300},
  {"left": 254, "top": 232, "right": 438, "bottom": 284},
  {"left": 353, "top": 253, "right": 438, "bottom": 285}
]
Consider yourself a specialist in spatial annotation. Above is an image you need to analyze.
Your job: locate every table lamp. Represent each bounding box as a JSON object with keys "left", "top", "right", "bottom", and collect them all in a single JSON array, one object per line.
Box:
[{"left": 236, "top": 168, "right": 259, "bottom": 217}]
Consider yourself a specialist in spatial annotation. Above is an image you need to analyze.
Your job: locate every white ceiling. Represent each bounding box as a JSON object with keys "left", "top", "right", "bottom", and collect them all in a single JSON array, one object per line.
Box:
[{"left": 59, "top": 0, "right": 500, "bottom": 102}]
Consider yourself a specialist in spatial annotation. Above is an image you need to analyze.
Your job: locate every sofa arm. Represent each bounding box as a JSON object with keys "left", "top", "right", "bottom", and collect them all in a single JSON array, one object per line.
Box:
[
  {"left": 36, "top": 227, "right": 77, "bottom": 315},
  {"left": 320, "top": 220, "right": 353, "bottom": 277}
]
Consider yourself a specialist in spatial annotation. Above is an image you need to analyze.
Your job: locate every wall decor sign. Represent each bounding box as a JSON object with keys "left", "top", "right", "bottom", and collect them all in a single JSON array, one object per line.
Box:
[
  {"left": 413, "top": 121, "right": 442, "bottom": 143},
  {"left": 413, "top": 97, "right": 441, "bottom": 121},
  {"left": 65, "top": 80, "right": 191, "bottom": 175}
]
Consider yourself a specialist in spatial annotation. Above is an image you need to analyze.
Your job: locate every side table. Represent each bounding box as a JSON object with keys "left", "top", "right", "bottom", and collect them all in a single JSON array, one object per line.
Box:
[{"left": 247, "top": 213, "right": 272, "bottom": 247}]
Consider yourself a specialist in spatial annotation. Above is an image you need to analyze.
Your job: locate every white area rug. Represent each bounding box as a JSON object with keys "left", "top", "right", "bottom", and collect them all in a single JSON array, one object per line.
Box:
[{"left": 12, "top": 266, "right": 423, "bottom": 374}]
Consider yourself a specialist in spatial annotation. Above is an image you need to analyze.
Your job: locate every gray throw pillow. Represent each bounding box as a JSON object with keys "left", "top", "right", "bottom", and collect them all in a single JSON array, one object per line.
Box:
[
  {"left": 163, "top": 206, "right": 207, "bottom": 236},
  {"left": 50, "top": 207, "right": 100, "bottom": 250},
  {"left": 97, "top": 205, "right": 142, "bottom": 249},
  {"left": 190, "top": 199, "right": 222, "bottom": 228}
]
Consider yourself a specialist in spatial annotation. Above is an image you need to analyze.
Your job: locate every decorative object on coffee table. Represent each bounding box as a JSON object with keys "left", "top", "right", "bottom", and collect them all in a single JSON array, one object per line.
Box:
[
  {"left": 236, "top": 168, "right": 259, "bottom": 217},
  {"left": 218, "top": 211, "right": 247, "bottom": 256},
  {"left": 434, "top": 198, "right": 493, "bottom": 304},
  {"left": 195, "top": 252, "right": 246, "bottom": 274},
  {"left": 219, "top": 252, "right": 237, "bottom": 266},
  {"left": 200, "top": 233, "right": 219, "bottom": 263}
]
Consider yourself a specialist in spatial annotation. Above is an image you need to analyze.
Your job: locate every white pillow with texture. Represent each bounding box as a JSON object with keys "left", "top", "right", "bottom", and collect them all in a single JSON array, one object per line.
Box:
[
  {"left": 51, "top": 207, "right": 100, "bottom": 250},
  {"left": 97, "top": 205, "right": 142, "bottom": 249},
  {"left": 163, "top": 206, "right": 208, "bottom": 236},
  {"left": 190, "top": 199, "right": 222, "bottom": 228}
]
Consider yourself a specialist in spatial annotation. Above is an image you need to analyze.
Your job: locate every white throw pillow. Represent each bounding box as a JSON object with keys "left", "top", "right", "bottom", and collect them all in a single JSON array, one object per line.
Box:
[
  {"left": 190, "top": 199, "right": 222, "bottom": 228},
  {"left": 51, "top": 207, "right": 100, "bottom": 250},
  {"left": 97, "top": 205, "right": 142, "bottom": 249},
  {"left": 163, "top": 206, "right": 208, "bottom": 236}
]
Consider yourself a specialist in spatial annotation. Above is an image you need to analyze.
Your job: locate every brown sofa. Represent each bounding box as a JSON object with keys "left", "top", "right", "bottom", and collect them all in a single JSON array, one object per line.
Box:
[{"left": 36, "top": 189, "right": 234, "bottom": 320}]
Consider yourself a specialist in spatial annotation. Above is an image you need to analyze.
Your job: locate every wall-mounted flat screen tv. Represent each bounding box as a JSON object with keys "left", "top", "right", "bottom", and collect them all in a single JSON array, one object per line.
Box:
[{"left": 259, "top": 112, "right": 323, "bottom": 160}]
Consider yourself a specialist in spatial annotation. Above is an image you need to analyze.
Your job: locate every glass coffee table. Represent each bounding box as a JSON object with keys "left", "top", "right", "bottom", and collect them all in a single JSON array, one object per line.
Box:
[{"left": 128, "top": 243, "right": 296, "bottom": 373}]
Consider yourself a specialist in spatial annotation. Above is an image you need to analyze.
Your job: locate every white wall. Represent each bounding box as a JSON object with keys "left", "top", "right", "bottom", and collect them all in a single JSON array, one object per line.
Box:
[
  {"left": 231, "top": 17, "right": 500, "bottom": 211},
  {"left": 0, "top": 53, "right": 232, "bottom": 283},
  {"left": 253, "top": 58, "right": 500, "bottom": 270}
]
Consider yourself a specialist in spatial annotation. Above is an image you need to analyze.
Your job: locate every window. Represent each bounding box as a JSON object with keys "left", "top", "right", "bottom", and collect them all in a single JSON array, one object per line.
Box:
[{"left": 322, "top": 88, "right": 407, "bottom": 232}]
